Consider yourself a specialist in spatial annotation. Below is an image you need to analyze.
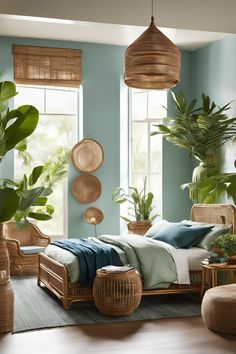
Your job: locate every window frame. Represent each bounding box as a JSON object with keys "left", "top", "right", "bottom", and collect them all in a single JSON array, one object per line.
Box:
[
  {"left": 14, "top": 84, "right": 79, "bottom": 239},
  {"left": 129, "top": 88, "right": 166, "bottom": 218}
]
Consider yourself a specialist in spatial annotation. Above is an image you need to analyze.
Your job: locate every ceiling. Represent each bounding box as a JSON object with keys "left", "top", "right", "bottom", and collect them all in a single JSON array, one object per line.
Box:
[{"left": 0, "top": 0, "right": 235, "bottom": 50}]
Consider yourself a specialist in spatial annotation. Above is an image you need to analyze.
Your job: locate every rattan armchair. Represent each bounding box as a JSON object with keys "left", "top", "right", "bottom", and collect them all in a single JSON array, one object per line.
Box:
[{"left": 4, "top": 222, "right": 50, "bottom": 275}]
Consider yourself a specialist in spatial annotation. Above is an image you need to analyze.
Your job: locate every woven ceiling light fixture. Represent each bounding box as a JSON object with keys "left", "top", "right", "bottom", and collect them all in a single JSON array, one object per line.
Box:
[{"left": 124, "top": 0, "right": 181, "bottom": 89}]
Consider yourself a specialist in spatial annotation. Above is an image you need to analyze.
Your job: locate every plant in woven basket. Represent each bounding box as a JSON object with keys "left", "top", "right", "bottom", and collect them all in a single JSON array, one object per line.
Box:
[
  {"left": 151, "top": 91, "right": 236, "bottom": 203},
  {"left": 212, "top": 233, "right": 236, "bottom": 257}
]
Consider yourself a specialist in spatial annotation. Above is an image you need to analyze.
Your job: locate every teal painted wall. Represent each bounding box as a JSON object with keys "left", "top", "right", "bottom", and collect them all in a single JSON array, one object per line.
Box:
[
  {"left": 0, "top": 36, "right": 195, "bottom": 236},
  {"left": 193, "top": 37, "right": 236, "bottom": 108},
  {"left": 162, "top": 51, "right": 194, "bottom": 221}
]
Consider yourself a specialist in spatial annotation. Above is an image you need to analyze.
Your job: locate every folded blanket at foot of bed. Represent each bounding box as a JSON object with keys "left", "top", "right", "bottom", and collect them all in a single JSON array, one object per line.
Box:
[{"left": 52, "top": 238, "right": 123, "bottom": 287}]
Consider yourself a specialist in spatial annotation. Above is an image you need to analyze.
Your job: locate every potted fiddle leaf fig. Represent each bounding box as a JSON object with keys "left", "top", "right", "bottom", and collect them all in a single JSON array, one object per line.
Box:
[
  {"left": 151, "top": 91, "right": 236, "bottom": 203},
  {"left": 0, "top": 77, "right": 39, "bottom": 275},
  {"left": 112, "top": 176, "right": 158, "bottom": 235}
]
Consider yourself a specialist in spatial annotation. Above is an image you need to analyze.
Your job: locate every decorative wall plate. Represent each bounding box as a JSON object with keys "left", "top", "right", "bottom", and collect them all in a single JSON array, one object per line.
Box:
[
  {"left": 72, "top": 174, "right": 102, "bottom": 203},
  {"left": 84, "top": 207, "right": 104, "bottom": 225},
  {"left": 71, "top": 138, "right": 104, "bottom": 173}
]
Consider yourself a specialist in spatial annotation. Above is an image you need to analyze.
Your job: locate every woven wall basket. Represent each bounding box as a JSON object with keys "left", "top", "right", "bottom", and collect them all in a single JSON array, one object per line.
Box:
[
  {"left": 84, "top": 207, "right": 104, "bottom": 225},
  {"left": 72, "top": 174, "right": 102, "bottom": 203},
  {"left": 71, "top": 138, "right": 104, "bottom": 173},
  {"left": 124, "top": 16, "right": 181, "bottom": 89}
]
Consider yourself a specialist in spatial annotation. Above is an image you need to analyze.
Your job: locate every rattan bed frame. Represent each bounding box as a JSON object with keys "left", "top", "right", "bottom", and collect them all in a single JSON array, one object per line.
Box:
[{"left": 38, "top": 204, "right": 236, "bottom": 309}]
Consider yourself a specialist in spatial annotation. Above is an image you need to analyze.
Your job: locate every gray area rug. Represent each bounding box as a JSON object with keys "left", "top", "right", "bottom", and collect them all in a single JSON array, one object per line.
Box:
[{"left": 12, "top": 276, "right": 201, "bottom": 333}]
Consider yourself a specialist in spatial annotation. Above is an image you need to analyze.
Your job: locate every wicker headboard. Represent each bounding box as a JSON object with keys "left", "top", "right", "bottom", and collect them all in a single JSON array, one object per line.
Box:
[{"left": 190, "top": 204, "right": 236, "bottom": 233}]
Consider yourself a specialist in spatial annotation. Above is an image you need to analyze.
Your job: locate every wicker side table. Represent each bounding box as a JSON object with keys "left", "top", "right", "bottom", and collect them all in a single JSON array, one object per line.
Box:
[{"left": 93, "top": 269, "right": 142, "bottom": 317}]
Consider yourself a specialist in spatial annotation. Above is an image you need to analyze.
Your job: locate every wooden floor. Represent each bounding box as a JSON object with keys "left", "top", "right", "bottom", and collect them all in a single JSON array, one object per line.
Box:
[{"left": 1, "top": 317, "right": 236, "bottom": 354}]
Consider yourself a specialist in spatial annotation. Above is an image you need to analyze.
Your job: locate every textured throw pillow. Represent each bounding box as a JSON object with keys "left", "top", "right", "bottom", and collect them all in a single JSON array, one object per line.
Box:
[
  {"left": 197, "top": 224, "right": 232, "bottom": 251},
  {"left": 180, "top": 220, "right": 233, "bottom": 251},
  {"left": 153, "top": 224, "right": 214, "bottom": 249},
  {"left": 144, "top": 219, "right": 171, "bottom": 237}
]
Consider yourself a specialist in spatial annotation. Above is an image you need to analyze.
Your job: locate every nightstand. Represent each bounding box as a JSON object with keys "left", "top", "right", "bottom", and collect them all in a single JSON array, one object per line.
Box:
[{"left": 201, "top": 262, "right": 236, "bottom": 297}]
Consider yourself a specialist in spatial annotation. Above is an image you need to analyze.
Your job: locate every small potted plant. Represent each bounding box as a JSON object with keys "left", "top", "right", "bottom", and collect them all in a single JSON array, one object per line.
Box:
[
  {"left": 212, "top": 233, "right": 236, "bottom": 258},
  {"left": 112, "top": 177, "right": 158, "bottom": 235}
]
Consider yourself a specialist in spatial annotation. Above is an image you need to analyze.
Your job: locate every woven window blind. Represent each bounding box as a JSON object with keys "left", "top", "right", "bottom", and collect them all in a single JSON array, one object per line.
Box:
[{"left": 13, "top": 45, "right": 82, "bottom": 87}]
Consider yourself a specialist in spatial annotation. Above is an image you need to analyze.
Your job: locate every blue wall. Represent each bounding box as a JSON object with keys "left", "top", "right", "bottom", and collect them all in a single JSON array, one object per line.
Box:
[
  {"left": 162, "top": 51, "right": 194, "bottom": 221},
  {"left": 0, "top": 36, "right": 198, "bottom": 236}
]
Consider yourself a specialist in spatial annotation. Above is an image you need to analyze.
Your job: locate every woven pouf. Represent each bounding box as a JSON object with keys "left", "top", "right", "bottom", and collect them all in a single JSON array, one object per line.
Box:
[
  {"left": 93, "top": 269, "right": 142, "bottom": 317},
  {"left": 201, "top": 284, "right": 236, "bottom": 335}
]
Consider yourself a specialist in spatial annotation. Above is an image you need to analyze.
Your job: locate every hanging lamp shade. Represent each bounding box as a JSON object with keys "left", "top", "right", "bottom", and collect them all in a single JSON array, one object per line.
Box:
[{"left": 124, "top": 16, "right": 181, "bottom": 89}]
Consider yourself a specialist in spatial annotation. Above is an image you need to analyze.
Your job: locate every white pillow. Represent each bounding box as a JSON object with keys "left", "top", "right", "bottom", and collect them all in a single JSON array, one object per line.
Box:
[{"left": 144, "top": 220, "right": 171, "bottom": 237}]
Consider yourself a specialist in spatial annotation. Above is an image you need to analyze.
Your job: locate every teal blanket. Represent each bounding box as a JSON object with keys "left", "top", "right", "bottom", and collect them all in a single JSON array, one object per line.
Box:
[
  {"left": 52, "top": 238, "right": 122, "bottom": 287},
  {"left": 98, "top": 235, "right": 178, "bottom": 289}
]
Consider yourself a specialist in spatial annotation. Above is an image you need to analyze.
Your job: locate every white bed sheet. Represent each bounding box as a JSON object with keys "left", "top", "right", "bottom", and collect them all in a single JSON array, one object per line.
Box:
[{"left": 175, "top": 247, "right": 209, "bottom": 271}]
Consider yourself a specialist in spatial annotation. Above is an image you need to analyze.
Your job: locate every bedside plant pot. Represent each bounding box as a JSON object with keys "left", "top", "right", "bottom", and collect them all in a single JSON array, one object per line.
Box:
[{"left": 128, "top": 221, "right": 151, "bottom": 236}]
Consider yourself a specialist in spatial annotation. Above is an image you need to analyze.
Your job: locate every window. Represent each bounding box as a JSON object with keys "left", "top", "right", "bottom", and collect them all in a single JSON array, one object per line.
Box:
[
  {"left": 14, "top": 85, "right": 78, "bottom": 238},
  {"left": 130, "top": 88, "right": 167, "bottom": 217}
]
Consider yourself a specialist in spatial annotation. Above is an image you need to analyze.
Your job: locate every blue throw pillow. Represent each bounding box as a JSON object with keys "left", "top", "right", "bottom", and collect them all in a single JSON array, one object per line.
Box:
[{"left": 153, "top": 224, "right": 214, "bottom": 249}]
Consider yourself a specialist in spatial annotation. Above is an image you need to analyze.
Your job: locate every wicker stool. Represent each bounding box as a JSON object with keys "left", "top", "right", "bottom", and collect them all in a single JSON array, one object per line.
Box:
[
  {"left": 93, "top": 269, "right": 142, "bottom": 317},
  {"left": 201, "top": 284, "right": 236, "bottom": 334}
]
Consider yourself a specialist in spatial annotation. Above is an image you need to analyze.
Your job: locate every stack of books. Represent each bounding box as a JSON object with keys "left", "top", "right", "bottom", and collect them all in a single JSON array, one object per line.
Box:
[
  {"left": 201, "top": 259, "right": 210, "bottom": 265},
  {"left": 228, "top": 256, "right": 236, "bottom": 265},
  {"left": 100, "top": 265, "right": 134, "bottom": 273}
]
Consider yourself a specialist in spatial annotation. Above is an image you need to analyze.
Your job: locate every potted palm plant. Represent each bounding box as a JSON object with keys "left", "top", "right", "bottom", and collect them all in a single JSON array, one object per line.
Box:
[
  {"left": 112, "top": 177, "right": 158, "bottom": 235},
  {"left": 151, "top": 91, "right": 236, "bottom": 203}
]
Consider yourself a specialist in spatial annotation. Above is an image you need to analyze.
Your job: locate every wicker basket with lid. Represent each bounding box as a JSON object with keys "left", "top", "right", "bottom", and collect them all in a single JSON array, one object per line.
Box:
[{"left": 93, "top": 268, "right": 142, "bottom": 317}]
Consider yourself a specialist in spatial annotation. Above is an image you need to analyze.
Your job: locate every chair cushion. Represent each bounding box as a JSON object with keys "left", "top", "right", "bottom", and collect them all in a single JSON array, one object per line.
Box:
[{"left": 20, "top": 246, "right": 46, "bottom": 255}]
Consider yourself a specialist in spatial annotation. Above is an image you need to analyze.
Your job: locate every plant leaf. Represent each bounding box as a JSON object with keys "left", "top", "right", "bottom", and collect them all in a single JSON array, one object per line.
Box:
[
  {"left": 0, "top": 188, "right": 20, "bottom": 222},
  {"left": 29, "top": 165, "right": 44, "bottom": 186},
  {"left": 28, "top": 212, "right": 52, "bottom": 221}
]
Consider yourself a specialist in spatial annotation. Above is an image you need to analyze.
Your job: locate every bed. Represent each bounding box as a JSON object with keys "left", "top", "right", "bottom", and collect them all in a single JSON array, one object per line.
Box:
[{"left": 38, "top": 204, "right": 236, "bottom": 309}]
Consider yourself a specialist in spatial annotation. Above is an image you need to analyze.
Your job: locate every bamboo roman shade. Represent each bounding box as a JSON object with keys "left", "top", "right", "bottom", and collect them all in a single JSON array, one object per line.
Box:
[{"left": 13, "top": 45, "right": 82, "bottom": 87}]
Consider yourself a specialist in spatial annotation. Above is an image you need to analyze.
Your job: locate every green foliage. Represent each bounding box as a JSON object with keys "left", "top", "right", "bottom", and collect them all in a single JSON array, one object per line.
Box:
[
  {"left": 112, "top": 177, "right": 158, "bottom": 223},
  {"left": 0, "top": 81, "right": 39, "bottom": 162},
  {"left": 0, "top": 188, "right": 20, "bottom": 222},
  {"left": 181, "top": 173, "right": 236, "bottom": 204},
  {"left": 0, "top": 76, "right": 70, "bottom": 227},
  {"left": 151, "top": 91, "right": 236, "bottom": 165},
  {"left": 0, "top": 78, "right": 41, "bottom": 224},
  {"left": 152, "top": 91, "right": 236, "bottom": 204},
  {"left": 212, "top": 233, "right": 236, "bottom": 257},
  {"left": 1, "top": 166, "right": 54, "bottom": 227},
  {"left": 38, "top": 146, "right": 70, "bottom": 188}
]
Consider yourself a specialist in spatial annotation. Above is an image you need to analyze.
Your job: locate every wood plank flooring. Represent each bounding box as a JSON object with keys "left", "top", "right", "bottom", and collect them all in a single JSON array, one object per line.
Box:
[{"left": 1, "top": 317, "right": 236, "bottom": 354}]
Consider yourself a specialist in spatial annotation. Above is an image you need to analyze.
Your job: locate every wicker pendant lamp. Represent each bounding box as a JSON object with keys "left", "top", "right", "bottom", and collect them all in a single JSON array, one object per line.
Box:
[{"left": 124, "top": 4, "right": 181, "bottom": 89}]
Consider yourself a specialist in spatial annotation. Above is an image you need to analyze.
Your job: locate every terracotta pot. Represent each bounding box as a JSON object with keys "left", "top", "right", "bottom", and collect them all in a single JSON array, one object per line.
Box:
[
  {"left": 128, "top": 221, "right": 151, "bottom": 236},
  {"left": 0, "top": 223, "right": 10, "bottom": 277}
]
